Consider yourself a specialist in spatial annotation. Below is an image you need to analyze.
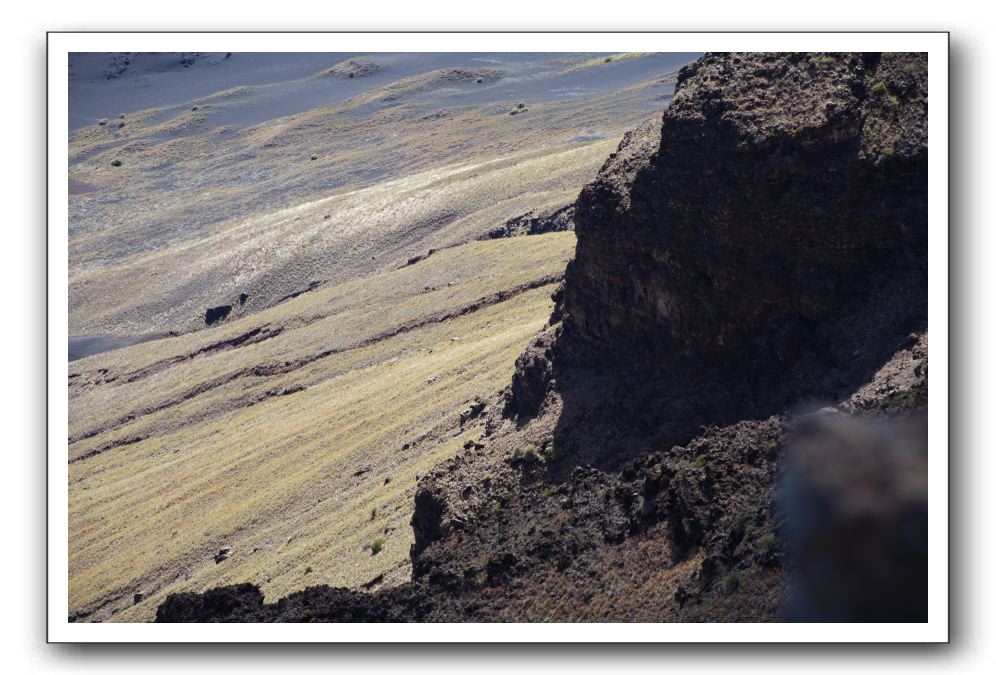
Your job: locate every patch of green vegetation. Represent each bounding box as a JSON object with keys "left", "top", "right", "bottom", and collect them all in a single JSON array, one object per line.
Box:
[
  {"left": 877, "top": 386, "right": 921, "bottom": 412},
  {"left": 370, "top": 538, "right": 384, "bottom": 555},
  {"left": 298, "top": 610, "right": 312, "bottom": 621},
  {"left": 119, "top": 113, "right": 126, "bottom": 119},
  {"left": 767, "top": 440, "right": 778, "bottom": 451},
  {"left": 732, "top": 513, "right": 748, "bottom": 531},
  {"left": 491, "top": 501, "right": 503, "bottom": 514},
  {"left": 97, "top": 118, "right": 108, "bottom": 126},
  {"left": 483, "top": 473, "right": 494, "bottom": 485},
  {"left": 604, "top": 57, "right": 613, "bottom": 63},
  {"left": 870, "top": 81, "right": 890, "bottom": 97},
  {"left": 514, "top": 446, "right": 540, "bottom": 463},
  {"left": 759, "top": 532, "right": 777, "bottom": 558},
  {"left": 304, "top": 565, "right": 313, "bottom": 574},
  {"left": 819, "top": 55, "right": 837, "bottom": 66},
  {"left": 542, "top": 486, "right": 559, "bottom": 498},
  {"left": 691, "top": 454, "right": 708, "bottom": 469},
  {"left": 370, "top": 507, "right": 377, "bottom": 520}
]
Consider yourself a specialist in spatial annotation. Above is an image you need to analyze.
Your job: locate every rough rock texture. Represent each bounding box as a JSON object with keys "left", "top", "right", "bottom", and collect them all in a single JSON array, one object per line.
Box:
[
  {"left": 561, "top": 52, "right": 927, "bottom": 369},
  {"left": 156, "top": 53, "right": 928, "bottom": 623}
]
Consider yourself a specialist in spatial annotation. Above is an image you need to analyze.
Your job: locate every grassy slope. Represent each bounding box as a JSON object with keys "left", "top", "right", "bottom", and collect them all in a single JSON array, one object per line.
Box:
[
  {"left": 69, "top": 138, "right": 615, "bottom": 336},
  {"left": 68, "top": 232, "right": 575, "bottom": 622}
]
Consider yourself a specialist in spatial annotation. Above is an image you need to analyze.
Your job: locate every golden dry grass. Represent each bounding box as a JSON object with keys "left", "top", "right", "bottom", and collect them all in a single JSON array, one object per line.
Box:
[{"left": 68, "top": 232, "right": 575, "bottom": 622}]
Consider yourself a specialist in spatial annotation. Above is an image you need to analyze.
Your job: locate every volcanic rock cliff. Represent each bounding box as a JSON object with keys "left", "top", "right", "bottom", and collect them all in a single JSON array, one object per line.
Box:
[
  {"left": 157, "top": 52, "right": 929, "bottom": 623},
  {"left": 560, "top": 51, "right": 927, "bottom": 371}
]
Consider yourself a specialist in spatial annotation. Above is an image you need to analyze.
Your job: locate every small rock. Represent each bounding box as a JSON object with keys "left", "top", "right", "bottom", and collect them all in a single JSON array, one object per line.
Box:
[
  {"left": 214, "top": 546, "right": 233, "bottom": 564},
  {"left": 133, "top": 592, "right": 144, "bottom": 604}
]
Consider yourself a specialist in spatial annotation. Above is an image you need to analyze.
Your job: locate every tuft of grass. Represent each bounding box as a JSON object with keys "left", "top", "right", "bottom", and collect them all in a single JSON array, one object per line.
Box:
[
  {"left": 514, "top": 446, "right": 540, "bottom": 463},
  {"left": 691, "top": 454, "right": 708, "bottom": 469},
  {"left": 759, "top": 532, "right": 777, "bottom": 558},
  {"left": 870, "top": 81, "right": 889, "bottom": 97},
  {"left": 370, "top": 538, "right": 384, "bottom": 555},
  {"left": 119, "top": 113, "right": 126, "bottom": 119},
  {"left": 304, "top": 565, "right": 313, "bottom": 574},
  {"left": 370, "top": 507, "right": 377, "bottom": 520},
  {"left": 542, "top": 486, "right": 559, "bottom": 498},
  {"left": 483, "top": 473, "right": 494, "bottom": 485},
  {"left": 97, "top": 118, "right": 108, "bottom": 126}
]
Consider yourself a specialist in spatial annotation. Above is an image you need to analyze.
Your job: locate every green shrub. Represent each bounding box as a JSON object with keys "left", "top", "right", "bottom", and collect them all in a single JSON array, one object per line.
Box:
[
  {"left": 370, "top": 537, "right": 384, "bottom": 554},
  {"left": 542, "top": 486, "right": 558, "bottom": 498},
  {"left": 759, "top": 532, "right": 777, "bottom": 557},
  {"left": 513, "top": 446, "right": 541, "bottom": 463},
  {"left": 304, "top": 565, "right": 313, "bottom": 574},
  {"left": 119, "top": 113, "right": 126, "bottom": 119},
  {"left": 691, "top": 454, "right": 708, "bottom": 469},
  {"left": 870, "top": 81, "right": 889, "bottom": 97}
]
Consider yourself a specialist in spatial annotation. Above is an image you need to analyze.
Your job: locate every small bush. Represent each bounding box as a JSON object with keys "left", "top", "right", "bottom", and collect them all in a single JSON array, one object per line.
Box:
[
  {"left": 370, "top": 507, "right": 377, "bottom": 520},
  {"left": 514, "top": 446, "right": 540, "bottom": 463},
  {"left": 691, "top": 454, "right": 708, "bottom": 469},
  {"left": 110, "top": 159, "right": 122, "bottom": 167},
  {"left": 191, "top": 105, "right": 199, "bottom": 111},
  {"left": 870, "top": 81, "right": 889, "bottom": 97},
  {"left": 516, "top": 102, "right": 526, "bottom": 109},
  {"left": 759, "top": 532, "right": 777, "bottom": 557},
  {"left": 542, "top": 486, "right": 558, "bottom": 498},
  {"left": 604, "top": 57, "right": 613, "bottom": 63},
  {"left": 304, "top": 565, "right": 313, "bottom": 574},
  {"left": 118, "top": 113, "right": 126, "bottom": 119},
  {"left": 370, "top": 538, "right": 384, "bottom": 554},
  {"left": 483, "top": 473, "right": 493, "bottom": 485},
  {"left": 310, "top": 153, "right": 318, "bottom": 161},
  {"left": 97, "top": 118, "right": 108, "bottom": 126}
]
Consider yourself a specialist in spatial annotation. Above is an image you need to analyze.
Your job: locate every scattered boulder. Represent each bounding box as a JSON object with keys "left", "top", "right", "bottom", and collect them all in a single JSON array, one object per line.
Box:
[
  {"left": 204, "top": 305, "right": 232, "bottom": 326},
  {"left": 213, "top": 546, "right": 233, "bottom": 564}
]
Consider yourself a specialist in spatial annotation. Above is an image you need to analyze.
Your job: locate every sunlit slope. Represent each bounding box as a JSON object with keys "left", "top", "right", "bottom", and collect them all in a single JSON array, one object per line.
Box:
[
  {"left": 68, "top": 232, "right": 574, "bottom": 622},
  {"left": 70, "top": 139, "right": 615, "bottom": 337}
]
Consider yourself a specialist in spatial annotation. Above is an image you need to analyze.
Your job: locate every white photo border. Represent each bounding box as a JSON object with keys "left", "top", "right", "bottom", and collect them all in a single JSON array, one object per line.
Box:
[{"left": 48, "top": 31, "right": 949, "bottom": 643}]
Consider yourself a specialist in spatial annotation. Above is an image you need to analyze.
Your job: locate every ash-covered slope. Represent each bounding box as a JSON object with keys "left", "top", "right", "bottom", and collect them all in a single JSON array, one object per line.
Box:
[{"left": 157, "top": 52, "right": 929, "bottom": 623}]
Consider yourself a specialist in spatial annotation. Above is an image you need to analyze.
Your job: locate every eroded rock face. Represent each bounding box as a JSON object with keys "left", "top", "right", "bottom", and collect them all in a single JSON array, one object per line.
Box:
[{"left": 561, "top": 52, "right": 927, "bottom": 369}]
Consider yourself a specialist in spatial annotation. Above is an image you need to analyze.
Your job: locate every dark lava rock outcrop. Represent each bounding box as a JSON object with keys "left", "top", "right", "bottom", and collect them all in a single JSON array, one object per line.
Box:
[
  {"left": 156, "top": 53, "right": 929, "bottom": 623},
  {"left": 560, "top": 52, "right": 927, "bottom": 370}
]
